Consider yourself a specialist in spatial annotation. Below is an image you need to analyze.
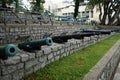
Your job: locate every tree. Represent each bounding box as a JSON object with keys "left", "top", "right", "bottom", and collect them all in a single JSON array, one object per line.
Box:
[
  {"left": 0, "top": 0, "right": 20, "bottom": 12},
  {"left": 87, "top": 0, "right": 120, "bottom": 26},
  {"left": 28, "top": 0, "right": 45, "bottom": 13},
  {"left": 73, "top": 0, "right": 84, "bottom": 19},
  {"left": 0, "top": 0, "right": 14, "bottom": 8}
]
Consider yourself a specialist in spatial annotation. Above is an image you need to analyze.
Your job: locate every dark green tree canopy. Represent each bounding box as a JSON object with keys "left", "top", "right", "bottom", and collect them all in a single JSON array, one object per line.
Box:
[{"left": 28, "top": 0, "right": 45, "bottom": 13}]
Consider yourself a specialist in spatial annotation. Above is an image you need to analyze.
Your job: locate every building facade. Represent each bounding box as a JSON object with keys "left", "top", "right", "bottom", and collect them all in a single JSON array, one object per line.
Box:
[{"left": 44, "top": 0, "right": 100, "bottom": 22}]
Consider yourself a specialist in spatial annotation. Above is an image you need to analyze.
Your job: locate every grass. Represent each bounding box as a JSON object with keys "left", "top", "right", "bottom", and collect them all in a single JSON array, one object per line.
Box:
[{"left": 22, "top": 34, "right": 120, "bottom": 80}]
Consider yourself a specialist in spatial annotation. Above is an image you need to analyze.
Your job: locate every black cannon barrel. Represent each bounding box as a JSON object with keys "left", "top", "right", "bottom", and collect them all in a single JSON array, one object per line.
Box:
[
  {"left": 0, "top": 44, "right": 18, "bottom": 60},
  {"left": 82, "top": 29, "right": 111, "bottom": 34},
  {"left": 18, "top": 37, "right": 53, "bottom": 52},
  {"left": 52, "top": 32, "right": 94, "bottom": 43}
]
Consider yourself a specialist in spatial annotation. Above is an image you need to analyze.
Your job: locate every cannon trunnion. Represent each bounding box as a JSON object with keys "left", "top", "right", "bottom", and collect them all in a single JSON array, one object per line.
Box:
[
  {"left": 0, "top": 44, "right": 18, "bottom": 60},
  {"left": 18, "top": 37, "right": 53, "bottom": 52}
]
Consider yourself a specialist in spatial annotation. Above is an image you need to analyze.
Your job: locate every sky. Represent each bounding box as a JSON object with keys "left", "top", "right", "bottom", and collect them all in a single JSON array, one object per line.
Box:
[
  {"left": 22, "top": 0, "right": 73, "bottom": 9},
  {"left": 49, "top": 0, "right": 65, "bottom": 3},
  {"left": 22, "top": 0, "right": 72, "bottom": 4}
]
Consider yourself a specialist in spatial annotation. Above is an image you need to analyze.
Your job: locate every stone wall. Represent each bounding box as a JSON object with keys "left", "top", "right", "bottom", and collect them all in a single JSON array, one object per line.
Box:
[
  {"left": 0, "top": 25, "right": 80, "bottom": 45},
  {"left": 0, "top": 33, "right": 113, "bottom": 80},
  {"left": 83, "top": 39, "right": 120, "bottom": 80}
]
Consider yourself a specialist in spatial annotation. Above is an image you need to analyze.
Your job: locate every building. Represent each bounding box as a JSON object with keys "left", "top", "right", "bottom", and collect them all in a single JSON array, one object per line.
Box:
[{"left": 44, "top": 0, "right": 99, "bottom": 23}]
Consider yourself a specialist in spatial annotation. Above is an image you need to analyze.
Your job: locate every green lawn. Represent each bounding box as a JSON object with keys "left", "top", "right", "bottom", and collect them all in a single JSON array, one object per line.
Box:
[{"left": 22, "top": 34, "right": 120, "bottom": 80}]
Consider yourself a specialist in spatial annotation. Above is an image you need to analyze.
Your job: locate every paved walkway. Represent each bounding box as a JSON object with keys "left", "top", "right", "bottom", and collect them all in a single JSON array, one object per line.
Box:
[{"left": 113, "top": 62, "right": 120, "bottom": 80}]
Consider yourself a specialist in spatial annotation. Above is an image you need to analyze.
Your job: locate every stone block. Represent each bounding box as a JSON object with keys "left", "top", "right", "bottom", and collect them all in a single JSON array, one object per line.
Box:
[
  {"left": 84, "top": 37, "right": 90, "bottom": 41},
  {"left": 56, "top": 51, "right": 60, "bottom": 55},
  {"left": 1, "top": 65, "right": 17, "bottom": 75},
  {"left": 17, "top": 63, "right": 24, "bottom": 69},
  {"left": 113, "top": 73, "right": 120, "bottom": 80},
  {"left": 50, "top": 58, "right": 54, "bottom": 62},
  {"left": 25, "top": 67, "right": 34, "bottom": 75},
  {"left": 64, "top": 48, "right": 68, "bottom": 52},
  {"left": 55, "top": 56, "right": 60, "bottom": 60},
  {"left": 12, "top": 69, "right": 24, "bottom": 80},
  {"left": 40, "top": 61, "right": 46, "bottom": 68},
  {"left": 0, "top": 67, "right": 1, "bottom": 76},
  {"left": 53, "top": 52, "right": 57, "bottom": 56},
  {"left": 47, "top": 53, "right": 53, "bottom": 60},
  {"left": 100, "top": 72, "right": 105, "bottom": 80},
  {"left": 38, "top": 56, "right": 47, "bottom": 63},
  {"left": 35, "top": 50, "right": 44, "bottom": 58},
  {"left": 27, "top": 53, "right": 36, "bottom": 59},
  {"left": 68, "top": 47, "right": 71, "bottom": 51},
  {"left": 68, "top": 39, "right": 77, "bottom": 45},
  {"left": 42, "top": 47, "right": 51, "bottom": 55},
  {"left": 64, "top": 42, "right": 71, "bottom": 48},
  {"left": 19, "top": 54, "right": 29, "bottom": 62},
  {"left": 25, "top": 59, "right": 38, "bottom": 69},
  {"left": 33, "top": 62, "right": 42, "bottom": 72},
  {"left": 4, "top": 56, "right": 20, "bottom": 65},
  {"left": 0, "top": 74, "right": 12, "bottom": 80},
  {"left": 57, "top": 44, "right": 63, "bottom": 50},
  {"left": 76, "top": 40, "right": 82, "bottom": 44},
  {"left": 50, "top": 45, "right": 58, "bottom": 52},
  {"left": 60, "top": 49, "right": 64, "bottom": 54}
]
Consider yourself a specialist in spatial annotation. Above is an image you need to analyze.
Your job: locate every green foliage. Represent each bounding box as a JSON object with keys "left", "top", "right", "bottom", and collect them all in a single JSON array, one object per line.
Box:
[
  {"left": 29, "top": 0, "right": 45, "bottom": 12},
  {"left": 22, "top": 34, "right": 120, "bottom": 80},
  {"left": 18, "top": 6, "right": 26, "bottom": 12}
]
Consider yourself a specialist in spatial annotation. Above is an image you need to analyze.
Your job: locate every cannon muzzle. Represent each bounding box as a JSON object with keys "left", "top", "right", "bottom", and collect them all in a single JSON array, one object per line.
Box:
[
  {"left": 0, "top": 44, "right": 18, "bottom": 60},
  {"left": 18, "top": 37, "right": 53, "bottom": 52}
]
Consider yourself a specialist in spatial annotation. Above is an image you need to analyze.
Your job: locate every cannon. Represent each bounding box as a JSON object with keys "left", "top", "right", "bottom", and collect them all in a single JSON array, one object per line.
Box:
[
  {"left": 52, "top": 32, "right": 94, "bottom": 43},
  {"left": 0, "top": 44, "right": 18, "bottom": 60},
  {"left": 18, "top": 37, "right": 53, "bottom": 52},
  {"left": 82, "top": 29, "right": 111, "bottom": 34}
]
